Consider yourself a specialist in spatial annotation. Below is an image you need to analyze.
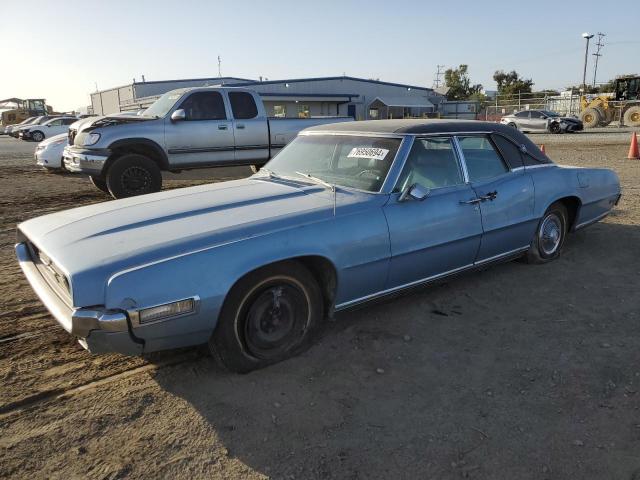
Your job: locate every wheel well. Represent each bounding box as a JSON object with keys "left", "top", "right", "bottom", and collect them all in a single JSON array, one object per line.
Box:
[
  {"left": 554, "top": 196, "right": 581, "bottom": 230},
  {"left": 107, "top": 142, "right": 167, "bottom": 172},
  {"left": 293, "top": 256, "right": 338, "bottom": 316}
]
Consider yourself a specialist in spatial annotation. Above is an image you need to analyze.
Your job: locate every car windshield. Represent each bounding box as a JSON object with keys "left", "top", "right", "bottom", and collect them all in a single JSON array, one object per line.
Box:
[
  {"left": 20, "top": 117, "right": 35, "bottom": 125},
  {"left": 262, "top": 134, "right": 402, "bottom": 192},
  {"left": 541, "top": 110, "right": 560, "bottom": 117},
  {"left": 142, "top": 89, "right": 188, "bottom": 118}
]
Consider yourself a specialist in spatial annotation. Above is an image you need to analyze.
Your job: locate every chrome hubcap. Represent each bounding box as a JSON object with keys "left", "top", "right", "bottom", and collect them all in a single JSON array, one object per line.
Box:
[{"left": 539, "top": 213, "right": 562, "bottom": 255}]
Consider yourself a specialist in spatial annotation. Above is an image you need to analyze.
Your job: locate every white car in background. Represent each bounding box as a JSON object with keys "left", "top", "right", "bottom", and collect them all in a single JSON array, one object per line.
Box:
[
  {"left": 35, "top": 133, "right": 69, "bottom": 171},
  {"left": 20, "top": 116, "right": 77, "bottom": 142}
]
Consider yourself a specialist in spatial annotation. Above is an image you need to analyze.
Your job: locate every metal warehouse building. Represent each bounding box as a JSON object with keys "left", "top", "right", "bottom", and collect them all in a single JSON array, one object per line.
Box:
[{"left": 90, "top": 75, "right": 444, "bottom": 120}]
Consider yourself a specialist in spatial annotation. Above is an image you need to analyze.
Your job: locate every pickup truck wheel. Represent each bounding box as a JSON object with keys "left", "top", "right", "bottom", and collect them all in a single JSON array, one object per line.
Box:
[
  {"left": 89, "top": 175, "right": 110, "bottom": 194},
  {"left": 210, "top": 261, "right": 323, "bottom": 373},
  {"left": 106, "top": 154, "right": 162, "bottom": 199},
  {"left": 524, "top": 202, "right": 568, "bottom": 264}
]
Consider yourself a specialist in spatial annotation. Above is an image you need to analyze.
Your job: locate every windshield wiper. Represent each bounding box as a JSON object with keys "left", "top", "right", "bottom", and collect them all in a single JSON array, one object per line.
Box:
[
  {"left": 294, "top": 171, "right": 335, "bottom": 191},
  {"left": 295, "top": 171, "right": 337, "bottom": 216}
]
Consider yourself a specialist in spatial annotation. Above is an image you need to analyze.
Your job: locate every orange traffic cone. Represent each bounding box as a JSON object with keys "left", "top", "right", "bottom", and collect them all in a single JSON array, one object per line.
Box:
[
  {"left": 628, "top": 132, "right": 639, "bottom": 159},
  {"left": 540, "top": 144, "right": 546, "bottom": 154}
]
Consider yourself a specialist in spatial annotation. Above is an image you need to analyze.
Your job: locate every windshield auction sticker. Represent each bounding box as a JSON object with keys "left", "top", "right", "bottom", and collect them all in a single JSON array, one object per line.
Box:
[{"left": 347, "top": 147, "right": 389, "bottom": 161}]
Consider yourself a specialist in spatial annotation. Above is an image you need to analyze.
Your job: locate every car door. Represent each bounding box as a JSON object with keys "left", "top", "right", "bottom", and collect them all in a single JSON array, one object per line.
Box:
[
  {"left": 456, "top": 135, "right": 536, "bottom": 263},
  {"left": 383, "top": 136, "right": 483, "bottom": 288},
  {"left": 513, "top": 111, "right": 529, "bottom": 130},
  {"left": 228, "top": 91, "right": 270, "bottom": 164},
  {"left": 44, "top": 118, "right": 63, "bottom": 137},
  {"left": 164, "top": 91, "right": 235, "bottom": 166},
  {"left": 528, "top": 110, "right": 547, "bottom": 131}
]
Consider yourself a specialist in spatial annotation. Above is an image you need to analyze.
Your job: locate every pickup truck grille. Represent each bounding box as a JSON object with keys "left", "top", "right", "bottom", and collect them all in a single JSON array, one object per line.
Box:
[
  {"left": 68, "top": 128, "right": 77, "bottom": 146},
  {"left": 27, "top": 242, "right": 72, "bottom": 305}
]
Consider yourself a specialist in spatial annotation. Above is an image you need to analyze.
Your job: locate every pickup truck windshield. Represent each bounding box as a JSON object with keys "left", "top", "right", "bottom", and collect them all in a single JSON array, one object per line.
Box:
[
  {"left": 264, "top": 134, "right": 401, "bottom": 192},
  {"left": 142, "top": 90, "right": 187, "bottom": 118}
]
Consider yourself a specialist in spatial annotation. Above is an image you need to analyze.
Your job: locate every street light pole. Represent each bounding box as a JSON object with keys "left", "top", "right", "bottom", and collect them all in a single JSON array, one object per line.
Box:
[{"left": 582, "top": 32, "right": 594, "bottom": 93}]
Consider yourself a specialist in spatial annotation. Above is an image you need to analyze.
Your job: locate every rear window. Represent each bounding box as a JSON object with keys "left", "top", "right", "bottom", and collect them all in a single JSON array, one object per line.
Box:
[
  {"left": 229, "top": 92, "right": 258, "bottom": 119},
  {"left": 491, "top": 134, "right": 523, "bottom": 169}
]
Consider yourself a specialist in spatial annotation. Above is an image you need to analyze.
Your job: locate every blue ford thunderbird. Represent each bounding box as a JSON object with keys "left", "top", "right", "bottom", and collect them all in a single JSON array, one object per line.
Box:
[{"left": 16, "top": 120, "right": 621, "bottom": 372}]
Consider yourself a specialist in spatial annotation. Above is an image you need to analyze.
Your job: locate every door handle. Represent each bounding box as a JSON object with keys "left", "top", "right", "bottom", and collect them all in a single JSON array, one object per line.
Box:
[
  {"left": 460, "top": 198, "right": 482, "bottom": 205},
  {"left": 236, "top": 124, "right": 245, "bottom": 129},
  {"left": 480, "top": 190, "right": 498, "bottom": 201},
  {"left": 218, "top": 124, "right": 228, "bottom": 130}
]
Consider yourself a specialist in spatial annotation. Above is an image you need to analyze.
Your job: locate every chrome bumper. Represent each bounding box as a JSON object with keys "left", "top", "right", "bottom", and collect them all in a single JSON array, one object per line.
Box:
[
  {"left": 63, "top": 146, "right": 109, "bottom": 174},
  {"left": 15, "top": 242, "right": 142, "bottom": 355}
]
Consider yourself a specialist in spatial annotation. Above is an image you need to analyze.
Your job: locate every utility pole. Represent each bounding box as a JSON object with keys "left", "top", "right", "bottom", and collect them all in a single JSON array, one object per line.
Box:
[
  {"left": 433, "top": 64, "right": 445, "bottom": 88},
  {"left": 217, "top": 55, "right": 222, "bottom": 78},
  {"left": 592, "top": 32, "right": 605, "bottom": 87},
  {"left": 581, "top": 32, "right": 594, "bottom": 94}
]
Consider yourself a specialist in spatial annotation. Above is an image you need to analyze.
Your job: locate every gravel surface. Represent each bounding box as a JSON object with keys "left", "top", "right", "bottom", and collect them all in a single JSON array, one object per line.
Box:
[{"left": 1, "top": 130, "right": 639, "bottom": 479}]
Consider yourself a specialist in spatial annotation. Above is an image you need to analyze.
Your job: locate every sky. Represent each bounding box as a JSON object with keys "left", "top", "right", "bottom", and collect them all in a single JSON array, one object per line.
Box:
[{"left": 1, "top": 0, "right": 639, "bottom": 111}]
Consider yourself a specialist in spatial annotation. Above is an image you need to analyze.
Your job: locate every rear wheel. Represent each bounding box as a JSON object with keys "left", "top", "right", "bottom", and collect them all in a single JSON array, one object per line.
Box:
[
  {"left": 580, "top": 108, "right": 601, "bottom": 128},
  {"left": 89, "top": 175, "right": 110, "bottom": 194},
  {"left": 524, "top": 202, "right": 568, "bottom": 264},
  {"left": 623, "top": 106, "right": 640, "bottom": 127},
  {"left": 106, "top": 154, "right": 162, "bottom": 199},
  {"left": 210, "top": 261, "right": 323, "bottom": 373}
]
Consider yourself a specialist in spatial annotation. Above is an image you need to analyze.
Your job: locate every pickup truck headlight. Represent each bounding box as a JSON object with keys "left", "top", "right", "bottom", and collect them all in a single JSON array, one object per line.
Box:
[{"left": 82, "top": 133, "right": 101, "bottom": 146}]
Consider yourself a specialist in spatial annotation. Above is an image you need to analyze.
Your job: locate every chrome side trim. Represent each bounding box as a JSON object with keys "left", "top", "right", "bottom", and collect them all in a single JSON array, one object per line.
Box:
[
  {"left": 511, "top": 166, "right": 525, "bottom": 173},
  {"left": 473, "top": 246, "right": 531, "bottom": 266},
  {"left": 574, "top": 210, "right": 610, "bottom": 230},
  {"left": 335, "top": 246, "right": 530, "bottom": 310},
  {"left": 524, "top": 164, "right": 556, "bottom": 170}
]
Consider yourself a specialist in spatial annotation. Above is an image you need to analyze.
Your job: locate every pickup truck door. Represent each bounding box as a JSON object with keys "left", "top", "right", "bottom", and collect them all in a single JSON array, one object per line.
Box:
[
  {"left": 228, "top": 91, "right": 270, "bottom": 164},
  {"left": 383, "top": 136, "right": 483, "bottom": 288},
  {"left": 164, "top": 91, "right": 235, "bottom": 166},
  {"left": 456, "top": 135, "right": 536, "bottom": 262}
]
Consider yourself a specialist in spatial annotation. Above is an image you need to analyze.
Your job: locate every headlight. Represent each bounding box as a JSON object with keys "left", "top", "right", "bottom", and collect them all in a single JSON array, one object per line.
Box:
[{"left": 82, "top": 133, "right": 101, "bottom": 146}]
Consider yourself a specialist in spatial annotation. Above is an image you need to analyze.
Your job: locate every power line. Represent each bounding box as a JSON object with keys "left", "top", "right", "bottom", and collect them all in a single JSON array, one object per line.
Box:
[
  {"left": 433, "top": 64, "right": 445, "bottom": 88},
  {"left": 592, "top": 32, "right": 605, "bottom": 87},
  {"left": 218, "top": 55, "right": 222, "bottom": 78}
]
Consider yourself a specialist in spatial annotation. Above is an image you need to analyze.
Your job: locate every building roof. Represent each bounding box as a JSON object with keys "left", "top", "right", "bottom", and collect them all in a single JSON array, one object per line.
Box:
[
  {"left": 371, "top": 96, "right": 434, "bottom": 108},
  {"left": 234, "top": 75, "right": 434, "bottom": 92}
]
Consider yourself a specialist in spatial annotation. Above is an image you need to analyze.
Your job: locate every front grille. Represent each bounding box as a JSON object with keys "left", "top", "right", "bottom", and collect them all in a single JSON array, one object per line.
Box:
[
  {"left": 68, "top": 128, "right": 77, "bottom": 145},
  {"left": 27, "top": 242, "right": 72, "bottom": 305}
]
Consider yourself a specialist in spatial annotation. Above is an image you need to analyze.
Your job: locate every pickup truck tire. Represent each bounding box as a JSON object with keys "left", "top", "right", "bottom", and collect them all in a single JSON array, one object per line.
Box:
[
  {"left": 89, "top": 175, "right": 110, "bottom": 194},
  {"left": 106, "top": 154, "right": 162, "bottom": 199},
  {"left": 210, "top": 260, "right": 323, "bottom": 373}
]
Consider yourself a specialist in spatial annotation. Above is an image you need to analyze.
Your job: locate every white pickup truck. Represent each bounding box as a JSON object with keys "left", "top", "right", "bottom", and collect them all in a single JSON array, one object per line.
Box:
[{"left": 63, "top": 87, "right": 352, "bottom": 198}]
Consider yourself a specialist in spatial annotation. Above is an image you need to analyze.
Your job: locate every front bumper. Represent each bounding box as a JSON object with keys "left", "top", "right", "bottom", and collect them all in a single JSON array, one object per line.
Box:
[
  {"left": 63, "top": 145, "right": 111, "bottom": 174},
  {"left": 15, "top": 242, "right": 142, "bottom": 355}
]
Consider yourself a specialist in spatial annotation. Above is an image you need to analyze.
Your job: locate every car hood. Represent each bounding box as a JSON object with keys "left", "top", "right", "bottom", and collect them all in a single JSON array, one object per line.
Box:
[
  {"left": 39, "top": 133, "right": 68, "bottom": 146},
  {"left": 18, "top": 178, "right": 345, "bottom": 305}
]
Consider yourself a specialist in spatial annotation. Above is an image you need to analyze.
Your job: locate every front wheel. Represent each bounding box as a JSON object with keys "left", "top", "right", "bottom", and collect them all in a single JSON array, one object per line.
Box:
[
  {"left": 524, "top": 202, "right": 568, "bottom": 264},
  {"left": 90, "top": 175, "right": 110, "bottom": 194},
  {"left": 549, "top": 122, "right": 562, "bottom": 134},
  {"left": 105, "top": 154, "right": 162, "bottom": 199},
  {"left": 210, "top": 261, "right": 324, "bottom": 373},
  {"left": 31, "top": 131, "right": 45, "bottom": 142}
]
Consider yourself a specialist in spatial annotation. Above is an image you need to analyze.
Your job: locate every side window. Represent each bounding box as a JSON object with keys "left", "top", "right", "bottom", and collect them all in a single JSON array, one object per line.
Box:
[
  {"left": 179, "top": 92, "right": 226, "bottom": 121},
  {"left": 63, "top": 118, "right": 77, "bottom": 125},
  {"left": 48, "top": 119, "right": 62, "bottom": 126},
  {"left": 395, "top": 137, "right": 463, "bottom": 192},
  {"left": 515, "top": 111, "right": 529, "bottom": 118},
  {"left": 457, "top": 135, "right": 508, "bottom": 182},
  {"left": 229, "top": 92, "right": 258, "bottom": 119},
  {"left": 529, "top": 111, "right": 543, "bottom": 119},
  {"left": 491, "top": 134, "right": 523, "bottom": 169}
]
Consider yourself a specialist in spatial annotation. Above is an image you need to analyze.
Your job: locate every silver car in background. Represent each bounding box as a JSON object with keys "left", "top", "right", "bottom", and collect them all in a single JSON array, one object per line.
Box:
[{"left": 500, "top": 109, "right": 583, "bottom": 134}]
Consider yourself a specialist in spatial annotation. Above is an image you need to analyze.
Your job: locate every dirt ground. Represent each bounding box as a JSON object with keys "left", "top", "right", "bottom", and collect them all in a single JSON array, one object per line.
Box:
[{"left": 1, "top": 131, "right": 639, "bottom": 479}]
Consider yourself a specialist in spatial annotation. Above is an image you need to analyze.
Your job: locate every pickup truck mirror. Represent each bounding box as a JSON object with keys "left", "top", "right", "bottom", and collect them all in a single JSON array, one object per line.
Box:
[
  {"left": 399, "top": 183, "right": 430, "bottom": 202},
  {"left": 171, "top": 109, "right": 186, "bottom": 122}
]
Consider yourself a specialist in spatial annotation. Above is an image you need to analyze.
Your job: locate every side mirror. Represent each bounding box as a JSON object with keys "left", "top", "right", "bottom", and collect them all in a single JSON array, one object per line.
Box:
[
  {"left": 171, "top": 109, "right": 186, "bottom": 122},
  {"left": 399, "top": 183, "right": 431, "bottom": 202}
]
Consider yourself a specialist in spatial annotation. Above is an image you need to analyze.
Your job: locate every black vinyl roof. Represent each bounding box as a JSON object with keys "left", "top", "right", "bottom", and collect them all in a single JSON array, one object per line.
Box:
[{"left": 305, "top": 119, "right": 551, "bottom": 163}]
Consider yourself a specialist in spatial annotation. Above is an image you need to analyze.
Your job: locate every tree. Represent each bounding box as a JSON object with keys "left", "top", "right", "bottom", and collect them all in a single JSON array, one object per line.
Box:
[
  {"left": 444, "top": 65, "right": 483, "bottom": 101},
  {"left": 493, "top": 70, "right": 534, "bottom": 96}
]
